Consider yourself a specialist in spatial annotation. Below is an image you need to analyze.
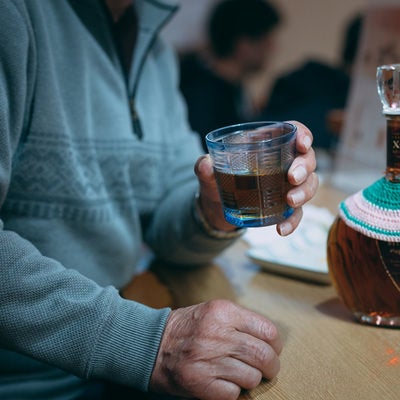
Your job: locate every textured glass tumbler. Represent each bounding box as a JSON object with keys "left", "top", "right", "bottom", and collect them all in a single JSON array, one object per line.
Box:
[{"left": 206, "top": 121, "right": 297, "bottom": 227}]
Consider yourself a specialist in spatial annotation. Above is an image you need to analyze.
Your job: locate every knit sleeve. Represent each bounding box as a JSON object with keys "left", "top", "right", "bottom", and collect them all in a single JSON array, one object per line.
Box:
[
  {"left": 142, "top": 41, "right": 242, "bottom": 266},
  {"left": 0, "top": 2, "right": 170, "bottom": 392}
]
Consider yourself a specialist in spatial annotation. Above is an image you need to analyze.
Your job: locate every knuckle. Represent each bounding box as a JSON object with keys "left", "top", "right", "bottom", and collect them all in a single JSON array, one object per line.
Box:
[
  {"left": 305, "top": 172, "right": 318, "bottom": 197},
  {"left": 257, "top": 346, "right": 279, "bottom": 378},
  {"left": 257, "top": 343, "right": 275, "bottom": 365},
  {"left": 263, "top": 321, "right": 279, "bottom": 342},
  {"left": 312, "top": 171, "right": 319, "bottom": 189},
  {"left": 205, "top": 299, "right": 236, "bottom": 318},
  {"left": 304, "top": 173, "right": 318, "bottom": 199},
  {"left": 309, "top": 146, "right": 316, "bottom": 165}
]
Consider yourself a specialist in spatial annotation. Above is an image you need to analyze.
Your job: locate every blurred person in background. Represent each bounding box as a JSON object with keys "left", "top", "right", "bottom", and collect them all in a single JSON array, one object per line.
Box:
[
  {"left": 179, "top": 0, "right": 282, "bottom": 152},
  {"left": 261, "top": 15, "right": 363, "bottom": 151}
]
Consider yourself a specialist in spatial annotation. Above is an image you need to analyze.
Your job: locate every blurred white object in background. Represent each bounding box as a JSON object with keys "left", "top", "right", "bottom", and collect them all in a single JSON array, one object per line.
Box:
[
  {"left": 161, "top": 0, "right": 220, "bottom": 52},
  {"left": 331, "top": 0, "right": 400, "bottom": 193}
]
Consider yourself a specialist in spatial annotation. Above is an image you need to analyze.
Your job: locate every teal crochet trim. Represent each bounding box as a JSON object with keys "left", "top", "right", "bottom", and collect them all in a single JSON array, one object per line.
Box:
[
  {"left": 339, "top": 202, "right": 400, "bottom": 238},
  {"left": 363, "top": 178, "right": 400, "bottom": 210}
]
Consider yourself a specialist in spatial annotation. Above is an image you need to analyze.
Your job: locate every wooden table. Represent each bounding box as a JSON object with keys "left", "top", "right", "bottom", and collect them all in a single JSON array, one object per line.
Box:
[
  {"left": 126, "top": 184, "right": 400, "bottom": 400},
  {"left": 235, "top": 249, "right": 399, "bottom": 400},
  {"left": 233, "top": 184, "right": 400, "bottom": 400}
]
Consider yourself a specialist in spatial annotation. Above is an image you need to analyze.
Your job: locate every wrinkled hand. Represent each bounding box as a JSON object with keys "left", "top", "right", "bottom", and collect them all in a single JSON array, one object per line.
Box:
[
  {"left": 149, "top": 300, "right": 282, "bottom": 400},
  {"left": 194, "top": 121, "right": 318, "bottom": 236}
]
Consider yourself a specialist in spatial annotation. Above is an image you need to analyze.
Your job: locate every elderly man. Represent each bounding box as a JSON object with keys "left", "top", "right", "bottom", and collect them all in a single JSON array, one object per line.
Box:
[{"left": 0, "top": 0, "right": 318, "bottom": 399}]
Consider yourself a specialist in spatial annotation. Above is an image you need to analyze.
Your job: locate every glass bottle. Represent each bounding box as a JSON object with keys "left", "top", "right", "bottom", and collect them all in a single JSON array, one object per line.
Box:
[{"left": 327, "top": 64, "right": 400, "bottom": 328}]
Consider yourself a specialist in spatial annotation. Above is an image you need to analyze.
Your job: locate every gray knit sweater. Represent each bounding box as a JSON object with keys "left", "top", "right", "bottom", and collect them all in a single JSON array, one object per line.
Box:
[{"left": 0, "top": 0, "right": 236, "bottom": 398}]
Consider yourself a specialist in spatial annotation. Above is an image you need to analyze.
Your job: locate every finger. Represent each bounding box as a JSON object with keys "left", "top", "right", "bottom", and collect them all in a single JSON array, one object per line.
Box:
[
  {"left": 216, "top": 357, "right": 263, "bottom": 390},
  {"left": 228, "top": 333, "right": 281, "bottom": 380},
  {"left": 287, "top": 120, "right": 313, "bottom": 154},
  {"left": 276, "top": 207, "right": 303, "bottom": 236},
  {"left": 232, "top": 305, "right": 283, "bottom": 355},
  {"left": 288, "top": 147, "right": 317, "bottom": 186},
  {"left": 287, "top": 172, "right": 319, "bottom": 208},
  {"left": 201, "top": 379, "right": 241, "bottom": 400}
]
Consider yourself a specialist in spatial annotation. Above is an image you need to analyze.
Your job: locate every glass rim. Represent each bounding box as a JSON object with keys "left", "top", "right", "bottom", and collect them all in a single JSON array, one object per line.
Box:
[
  {"left": 205, "top": 121, "right": 297, "bottom": 149},
  {"left": 377, "top": 63, "right": 400, "bottom": 71}
]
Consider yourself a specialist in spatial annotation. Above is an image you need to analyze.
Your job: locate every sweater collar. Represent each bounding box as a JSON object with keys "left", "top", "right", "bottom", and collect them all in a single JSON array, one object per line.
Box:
[
  {"left": 129, "top": 0, "right": 178, "bottom": 92},
  {"left": 67, "top": 0, "right": 178, "bottom": 94}
]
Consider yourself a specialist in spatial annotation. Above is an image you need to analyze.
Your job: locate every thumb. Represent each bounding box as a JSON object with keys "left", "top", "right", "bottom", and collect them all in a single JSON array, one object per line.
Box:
[
  {"left": 194, "top": 154, "right": 213, "bottom": 182},
  {"left": 194, "top": 155, "right": 237, "bottom": 232},
  {"left": 194, "top": 155, "right": 220, "bottom": 202}
]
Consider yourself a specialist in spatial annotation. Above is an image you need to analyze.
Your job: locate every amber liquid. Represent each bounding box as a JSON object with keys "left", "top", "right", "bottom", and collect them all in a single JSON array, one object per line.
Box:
[
  {"left": 214, "top": 170, "right": 293, "bottom": 227},
  {"left": 327, "top": 218, "right": 400, "bottom": 326}
]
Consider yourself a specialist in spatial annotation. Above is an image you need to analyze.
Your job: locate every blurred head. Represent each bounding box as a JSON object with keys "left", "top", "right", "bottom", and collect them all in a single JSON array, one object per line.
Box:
[{"left": 207, "top": 0, "right": 281, "bottom": 77}]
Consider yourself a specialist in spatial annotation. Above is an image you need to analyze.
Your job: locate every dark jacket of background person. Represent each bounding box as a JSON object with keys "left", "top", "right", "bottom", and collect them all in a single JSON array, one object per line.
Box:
[
  {"left": 260, "top": 15, "right": 363, "bottom": 150},
  {"left": 179, "top": 0, "right": 281, "bottom": 152},
  {"left": 180, "top": 52, "right": 244, "bottom": 151},
  {"left": 261, "top": 60, "right": 350, "bottom": 149}
]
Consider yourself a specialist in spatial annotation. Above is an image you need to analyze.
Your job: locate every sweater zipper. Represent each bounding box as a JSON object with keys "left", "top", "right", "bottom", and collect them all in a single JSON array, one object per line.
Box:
[
  {"left": 129, "top": 97, "right": 143, "bottom": 139},
  {"left": 127, "top": 2, "right": 178, "bottom": 141}
]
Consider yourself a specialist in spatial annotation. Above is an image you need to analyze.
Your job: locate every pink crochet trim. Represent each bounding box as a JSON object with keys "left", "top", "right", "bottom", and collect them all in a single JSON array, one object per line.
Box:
[{"left": 339, "top": 190, "right": 400, "bottom": 242}]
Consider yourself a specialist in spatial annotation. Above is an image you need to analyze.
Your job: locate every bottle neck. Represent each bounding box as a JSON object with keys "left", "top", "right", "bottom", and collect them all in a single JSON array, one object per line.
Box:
[{"left": 384, "top": 114, "right": 400, "bottom": 182}]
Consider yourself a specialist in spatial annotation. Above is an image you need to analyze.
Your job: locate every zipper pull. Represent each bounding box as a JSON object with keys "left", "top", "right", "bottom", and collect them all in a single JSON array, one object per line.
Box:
[{"left": 129, "top": 98, "right": 143, "bottom": 139}]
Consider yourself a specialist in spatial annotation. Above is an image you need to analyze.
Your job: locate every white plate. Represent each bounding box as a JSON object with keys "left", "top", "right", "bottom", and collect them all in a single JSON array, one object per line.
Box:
[
  {"left": 244, "top": 204, "right": 334, "bottom": 285},
  {"left": 247, "top": 246, "right": 331, "bottom": 285}
]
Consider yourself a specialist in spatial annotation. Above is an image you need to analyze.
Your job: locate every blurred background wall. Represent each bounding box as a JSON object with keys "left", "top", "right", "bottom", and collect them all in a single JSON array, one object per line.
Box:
[{"left": 162, "top": 0, "right": 367, "bottom": 102}]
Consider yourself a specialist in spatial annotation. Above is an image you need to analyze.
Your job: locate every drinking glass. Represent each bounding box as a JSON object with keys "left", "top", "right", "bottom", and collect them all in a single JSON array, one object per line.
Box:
[{"left": 206, "top": 121, "right": 297, "bottom": 227}]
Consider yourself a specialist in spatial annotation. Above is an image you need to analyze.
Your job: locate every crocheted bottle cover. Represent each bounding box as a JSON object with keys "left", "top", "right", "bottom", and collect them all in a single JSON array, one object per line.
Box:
[{"left": 339, "top": 177, "right": 400, "bottom": 242}]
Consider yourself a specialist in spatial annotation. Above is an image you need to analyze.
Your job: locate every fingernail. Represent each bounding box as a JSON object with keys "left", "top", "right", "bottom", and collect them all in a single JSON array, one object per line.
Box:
[
  {"left": 292, "top": 166, "right": 307, "bottom": 183},
  {"left": 303, "top": 136, "right": 312, "bottom": 149},
  {"left": 278, "top": 221, "right": 292, "bottom": 236},
  {"left": 290, "top": 190, "right": 305, "bottom": 206},
  {"left": 198, "top": 156, "right": 212, "bottom": 175}
]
